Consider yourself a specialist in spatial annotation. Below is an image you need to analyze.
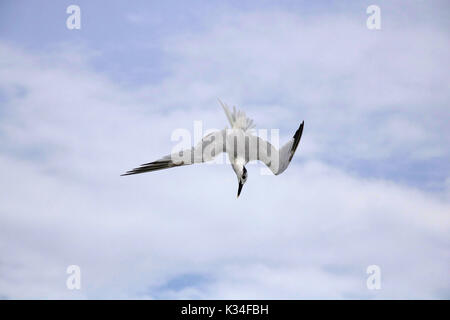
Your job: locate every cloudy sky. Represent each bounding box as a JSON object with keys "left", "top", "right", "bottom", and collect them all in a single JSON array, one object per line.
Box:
[{"left": 0, "top": 0, "right": 449, "bottom": 299}]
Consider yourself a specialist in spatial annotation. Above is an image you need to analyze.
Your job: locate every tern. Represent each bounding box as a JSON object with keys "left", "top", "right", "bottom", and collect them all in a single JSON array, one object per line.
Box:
[{"left": 122, "top": 100, "right": 304, "bottom": 197}]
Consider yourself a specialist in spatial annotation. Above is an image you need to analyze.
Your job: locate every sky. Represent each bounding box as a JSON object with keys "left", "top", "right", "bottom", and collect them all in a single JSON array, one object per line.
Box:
[{"left": 0, "top": 0, "right": 449, "bottom": 299}]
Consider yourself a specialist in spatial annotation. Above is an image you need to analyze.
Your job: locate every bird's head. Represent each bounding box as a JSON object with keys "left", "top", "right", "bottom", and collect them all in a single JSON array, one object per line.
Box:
[{"left": 236, "top": 166, "right": 248, "bottom": 198}]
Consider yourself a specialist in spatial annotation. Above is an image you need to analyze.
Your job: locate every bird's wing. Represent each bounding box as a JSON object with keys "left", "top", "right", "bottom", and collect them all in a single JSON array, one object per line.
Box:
[
  {"left": 247, "top": 121, "right": 304, "bottom": 175},
  {"left": 121, "top": 130, "right": 227, "bottom": 176}
]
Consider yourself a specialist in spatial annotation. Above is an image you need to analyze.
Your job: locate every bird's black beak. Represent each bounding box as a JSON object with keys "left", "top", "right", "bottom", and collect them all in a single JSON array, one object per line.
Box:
[{"left": 237, "top": 181, "right": 244, "bottom": 198}]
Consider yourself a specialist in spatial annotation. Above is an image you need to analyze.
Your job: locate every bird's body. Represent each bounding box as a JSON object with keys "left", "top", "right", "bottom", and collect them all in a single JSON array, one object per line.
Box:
[{"left": 122, "top": 100, "right": 304, "bottom": 197}]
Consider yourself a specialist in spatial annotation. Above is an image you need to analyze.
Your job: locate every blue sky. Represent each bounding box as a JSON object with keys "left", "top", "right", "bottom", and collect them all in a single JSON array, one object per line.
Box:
[{"left": 0, "top": 0, "right": 449, "bottom": 299}]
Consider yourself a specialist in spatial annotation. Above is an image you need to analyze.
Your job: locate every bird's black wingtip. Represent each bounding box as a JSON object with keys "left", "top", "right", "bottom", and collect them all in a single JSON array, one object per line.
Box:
[
  {"left": 293, "top": 121, "right": 304, "bottom": 141},
  {"left": 120, "top": 171, "right": 135, "bottom": 176},
  {"left": 289, "top": 121, "right": 304, "bottom": 161}
]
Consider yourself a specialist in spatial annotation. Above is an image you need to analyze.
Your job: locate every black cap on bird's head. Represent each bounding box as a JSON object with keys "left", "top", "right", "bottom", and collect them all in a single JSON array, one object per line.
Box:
[{"left": 237, "top": 166, "right": 248, "bottom": 198}]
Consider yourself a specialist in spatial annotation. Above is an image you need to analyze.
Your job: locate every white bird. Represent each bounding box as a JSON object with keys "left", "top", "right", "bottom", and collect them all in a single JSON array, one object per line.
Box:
[{"left": 122, "top": 100, "right": 304, "bottom": 198}]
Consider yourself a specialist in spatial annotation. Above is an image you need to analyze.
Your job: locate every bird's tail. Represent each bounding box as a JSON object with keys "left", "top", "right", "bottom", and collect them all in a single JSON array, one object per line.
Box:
[{"left": 218, "top": 99, "right": 255, "bottom": 131}]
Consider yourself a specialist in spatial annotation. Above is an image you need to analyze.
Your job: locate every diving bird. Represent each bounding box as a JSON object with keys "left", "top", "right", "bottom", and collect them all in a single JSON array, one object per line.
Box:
[{"left": 122, "top": 100, "right": 304, "bottom": 198}]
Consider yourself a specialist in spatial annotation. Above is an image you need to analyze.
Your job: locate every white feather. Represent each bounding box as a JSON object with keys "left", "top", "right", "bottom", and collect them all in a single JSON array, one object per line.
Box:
[{"left": 218, "top": 98, "right": 255, "bottom": 131}]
